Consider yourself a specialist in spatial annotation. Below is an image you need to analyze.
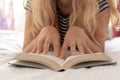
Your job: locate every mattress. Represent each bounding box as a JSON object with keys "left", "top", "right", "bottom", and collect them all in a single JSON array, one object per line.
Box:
[{"left": 0, "top": 30, "right": 120, "bottom": 80}]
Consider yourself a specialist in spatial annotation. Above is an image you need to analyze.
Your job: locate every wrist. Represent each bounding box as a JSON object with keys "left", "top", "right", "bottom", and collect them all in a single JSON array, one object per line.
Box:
[
  {"left": 69, "top": 26, "right": 84, "bottom": 32},
  {"left": 70, "top": 26, "right": 83, "bottom": 29}
]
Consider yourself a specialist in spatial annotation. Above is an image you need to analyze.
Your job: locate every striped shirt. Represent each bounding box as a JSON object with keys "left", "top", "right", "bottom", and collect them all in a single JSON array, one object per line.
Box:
[
  {"left": 56, "top": 6, "right": 70, "bottom": 44},
  {"left": 25, "top": 0, "right": 109, "bottom": 45},
  {"left": 24, "top": 0, "right": 32, "bottom": 13}
]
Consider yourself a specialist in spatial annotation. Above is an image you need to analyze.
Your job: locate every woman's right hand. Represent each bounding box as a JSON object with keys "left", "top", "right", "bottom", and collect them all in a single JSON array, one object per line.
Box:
[{"left": 31, "top": 26, "right": 60, "bottom": 56}]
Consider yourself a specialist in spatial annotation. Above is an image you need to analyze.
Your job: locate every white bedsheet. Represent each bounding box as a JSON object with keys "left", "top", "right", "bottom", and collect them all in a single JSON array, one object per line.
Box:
[
  {"left": 0, "top": 30, "right": 23, "bottom": 66},
  {"left": 0, "top": 52, "right": 120, "bottom": 80},
  {"left": 0, "top": 30, "right": 23, "bottom": 55},
  {"left": 105, "top": 37, "right": 120, "bottom": 53},
  {"left": 0, "top": 30, "right": 120, "bottom": 80}
]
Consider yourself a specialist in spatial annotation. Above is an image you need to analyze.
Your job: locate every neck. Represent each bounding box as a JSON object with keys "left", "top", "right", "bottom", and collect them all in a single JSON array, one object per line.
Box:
[
  {"left": 57, "top": 0, "right": 72, "bottom": 7},
  {"left": 57, "top": 0, "right": 72, "bottom": 15}
]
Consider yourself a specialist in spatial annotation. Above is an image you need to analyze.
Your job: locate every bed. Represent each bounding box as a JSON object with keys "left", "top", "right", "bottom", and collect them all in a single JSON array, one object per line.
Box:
[{"left": 0, "top": 30, "right": 120, "bottom": 80}]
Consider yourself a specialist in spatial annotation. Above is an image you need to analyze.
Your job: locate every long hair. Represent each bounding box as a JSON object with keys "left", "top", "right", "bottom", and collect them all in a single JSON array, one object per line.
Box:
[
  {"left": 108, "top": 0, "right": 120, "bottom": 25},
  {"left": 31, "top": 0, "right": 119, "bottom": 38},
  {"left": 31, "top": 0, "right": 57, "bottom": 37}
]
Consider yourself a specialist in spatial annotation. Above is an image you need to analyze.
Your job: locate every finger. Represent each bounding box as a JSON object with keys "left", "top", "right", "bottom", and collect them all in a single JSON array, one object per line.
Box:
[
  {"left": 77, "top": 43, "right": 84, "bottom": 54},
  {"left": 59, "top": 42, "right": 69, "bottom": 59},
  {"left": 36, "top": 40, "right": 44, "bottom": 54},
  {"left": 83, "top": 42, "right": 93, "bottom": 54},
  {"left": 31, "top": 45, "right": 37, "bottom": 53},
  {"left": 53, "top": 41, "right": 60, "bottom": 57},
  {"left": 70, "top": 43, "right": 76, "bottom": 55},
  {"left": 43, "top": 39, "right": 50, "bottom": 55}
]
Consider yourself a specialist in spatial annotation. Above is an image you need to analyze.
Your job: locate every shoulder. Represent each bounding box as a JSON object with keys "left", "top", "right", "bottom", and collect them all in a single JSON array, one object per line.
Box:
[
  {"left": 25, "top": 0, "right": 32, "bottom": 6},
  {"left": 24, "top": 0, "right": 32, "bottom": 13},
  {"left": 97, "top": 0, "right": 108, "bottom": 5}
]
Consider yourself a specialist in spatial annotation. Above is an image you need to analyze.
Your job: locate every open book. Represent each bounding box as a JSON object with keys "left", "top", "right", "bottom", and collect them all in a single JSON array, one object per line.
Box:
[{"left": 9, "top": 52, "right": 116, "bottom": 71}]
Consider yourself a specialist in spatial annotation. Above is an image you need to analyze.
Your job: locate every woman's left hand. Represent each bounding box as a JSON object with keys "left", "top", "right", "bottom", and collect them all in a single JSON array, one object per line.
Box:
[{"left": 59, "top": 27, "right": 92, "bottom": 58}]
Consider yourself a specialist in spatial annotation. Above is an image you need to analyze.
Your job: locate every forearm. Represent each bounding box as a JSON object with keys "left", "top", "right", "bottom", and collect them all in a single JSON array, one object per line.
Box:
[
  {"left": 85, "top": 8, "right": 110, "bottom": 53},
  {"left": 23, "top": 35, "right": 39, "bottom": 53},
  {"left": 85, "top": 34, "right": 104, "bottom": 53}
]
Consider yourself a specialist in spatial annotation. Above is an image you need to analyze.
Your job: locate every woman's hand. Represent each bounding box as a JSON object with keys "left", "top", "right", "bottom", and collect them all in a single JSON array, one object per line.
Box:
[
  {"left": 59, "top": 27, "right": 93, "bottom": 58},
  {"left": 31, "top": 26, "right": 60, "bottom": 56}
]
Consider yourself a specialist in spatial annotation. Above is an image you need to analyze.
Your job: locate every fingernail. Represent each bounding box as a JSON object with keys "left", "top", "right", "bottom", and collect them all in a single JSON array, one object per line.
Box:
[
  {"left": 41, "top": 52, "right": 45, "bottom": 55},
  {"left": 80, "top": 52, "right": 84, "bottom": 54},
  {"left": 55, "top": 53, "right": 59, "bottom": 57},
  {"left": 72, "top": 53, "right": 76, "bottom": 55},
  {"left": 59, "top": 56, "right": 64, "bottom": 59}
]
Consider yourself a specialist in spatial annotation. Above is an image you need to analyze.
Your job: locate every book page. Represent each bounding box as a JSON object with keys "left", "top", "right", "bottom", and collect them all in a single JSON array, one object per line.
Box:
[
  {"left": 41, "top": 52, "right": 64, "bottom": 65},
  {"left": 63, "top": 52, "right": 112, "bottom": 69},
  {"left": 40, "top": 54, "right": 64, "bottom": 65},
  {"left": 9, "top": 60, "right": 49, "bottom": 69},
  {"left": 72, "top": 61, "right": 116, "bottom": 69},
  {"left": 14, "top": 53, "right": 64, "bottom": 71}
]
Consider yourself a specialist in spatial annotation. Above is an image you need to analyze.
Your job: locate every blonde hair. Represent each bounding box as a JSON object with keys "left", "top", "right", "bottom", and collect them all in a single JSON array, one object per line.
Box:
[{"left": 31, "top": 0, "right": 119, "bottom": 37}]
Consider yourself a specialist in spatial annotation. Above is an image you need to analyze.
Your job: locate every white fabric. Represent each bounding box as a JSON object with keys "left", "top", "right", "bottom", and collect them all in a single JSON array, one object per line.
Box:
[
  {"left": 0, "top": 30, "right": 24, "bottom": 55},
  {"left": 105, "top": 37, "right": 120, "bottom": 53},
  {"left": 0, "top": 52, "right": 120, "bottom": 80},
  {"left": 0, "top": 30, "right": 24, "bottom": 66},
  {"left": 0, "top": 30, "right": 120, "bottom": 80}
]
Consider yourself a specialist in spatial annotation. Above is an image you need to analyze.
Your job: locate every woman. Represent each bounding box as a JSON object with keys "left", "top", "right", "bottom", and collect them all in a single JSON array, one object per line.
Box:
[{"left": 23, "top": 0, "right": 119, "bottom": 58}]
